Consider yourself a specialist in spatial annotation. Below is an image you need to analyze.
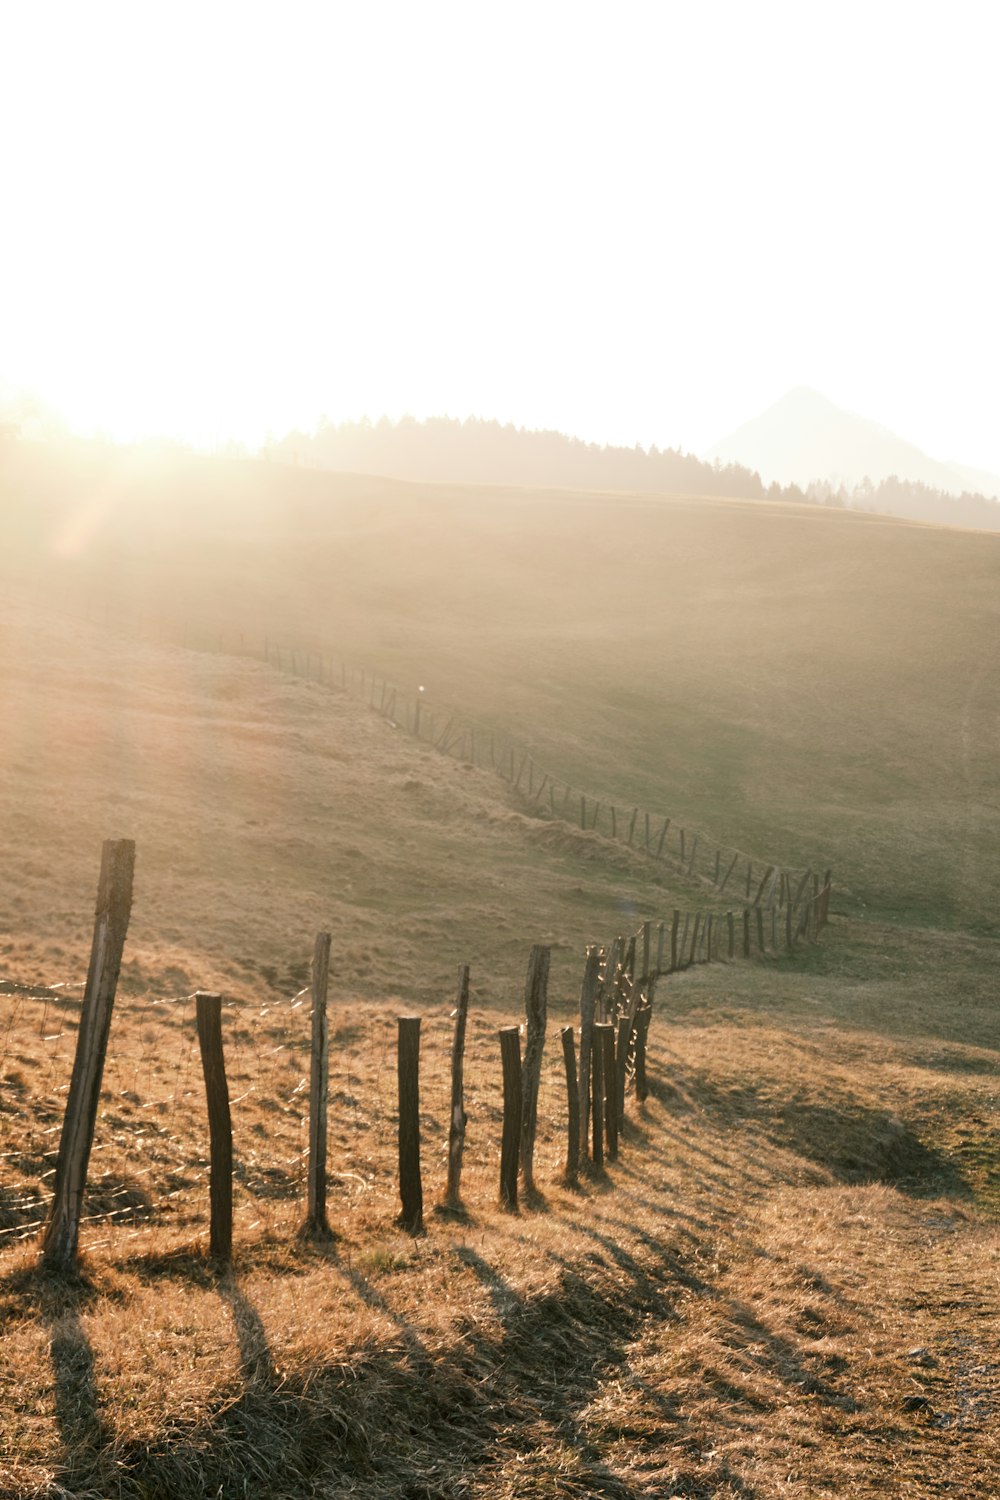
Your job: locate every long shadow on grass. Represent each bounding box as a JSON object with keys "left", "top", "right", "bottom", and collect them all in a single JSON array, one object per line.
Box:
[
  {"left": 18, "top": 1220, "right": 876, "bottom": 1500},
  {"left": 653, "top": 1064, "right": 971, "bottom": 1199},
  {"left": 27, "top": 1241, "right": 761, "bottom": 1499}
]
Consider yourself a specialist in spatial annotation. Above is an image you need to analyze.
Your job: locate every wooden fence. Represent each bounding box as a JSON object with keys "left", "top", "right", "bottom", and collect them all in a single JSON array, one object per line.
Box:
[
  {"left": 261, "top": 645, "right": 827, "bottom": 914},
  {"left": 1, "top": 840, "right": 832, "bottom": 1273}
]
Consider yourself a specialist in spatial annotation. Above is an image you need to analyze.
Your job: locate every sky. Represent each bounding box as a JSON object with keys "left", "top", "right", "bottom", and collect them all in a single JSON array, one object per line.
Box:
[{"left": 2, "top": 1, "right": 999, "bottom": 468}]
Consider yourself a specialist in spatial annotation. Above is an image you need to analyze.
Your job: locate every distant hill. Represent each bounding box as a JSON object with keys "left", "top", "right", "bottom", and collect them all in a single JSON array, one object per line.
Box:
[
  {"left": 269, "top": 414, "right": 769, "bottom": 501},
  {"left": 705, "top": 386, "right": 1000, "bottom": 503},
  {"left": 267, "top": 409, "right": 1000, "bottom": 532}
]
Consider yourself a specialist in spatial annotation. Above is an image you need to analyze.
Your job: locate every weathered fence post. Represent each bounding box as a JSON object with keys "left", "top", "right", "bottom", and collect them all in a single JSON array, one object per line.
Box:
[
  {"left": 689, "top": 914, "right": 702, "bottom": 966},
  {"left": 601, "top": 1024, "right": 618, "bottom": 1161},
  {"left": 634, "top": 1003, "right": 652, "bottom": 1103},
  {"left": 561, "top": 1026, "right": 580, "bottom": 1185},
  {"left": 303, "top": 931, "right": 332, "bottom": 1239},
  {"left": 195, "top": 992, "right": 233, "bottom": 1264},
  {"left": 590, "top": 1023, "right": 606, "bottom": 1170},
  {"left": 670, "top": 910, "right": 680, "bottom": 971},
  {"left": 615, "top": 1013, "right": 631, "bottom": 1124},
  {"left": 42, "top": 839, "right": 136, "bottom": 1272},
  {"left": 743, "top": 907, "right": 751, "bottom": 958},
  {"left": 687, "top": 834, "right": 699, "bottom": 877},
  {"left": 396, "top": 1017, "right": 423, "bottom": 1233},
  {"left": 577, "top": 946, "right": 601, "bottom": 1164},
  {"left": 443, "top": 966, "right": 471, "bottom": 1213},
  {"left": 727, "top": 911, "right": 735, "bottom": 960},
  {"left": 520, "top": 945, "right": 550, "bottom": 1196},
  {"left": 499, "top": 1027, "right": 522, "bottom": 1209}
]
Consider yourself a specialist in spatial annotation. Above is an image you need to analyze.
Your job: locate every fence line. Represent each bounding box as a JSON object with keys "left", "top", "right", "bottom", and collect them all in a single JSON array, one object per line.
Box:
[
  {"left": 253, "top": 641, "right": 830, "bottom": 913},
  {"left": 43, "top": 595, "right": 831, "bottom": 915},
  {"left": 1, "top": 836, "right": 832, "bottom": 1265}
]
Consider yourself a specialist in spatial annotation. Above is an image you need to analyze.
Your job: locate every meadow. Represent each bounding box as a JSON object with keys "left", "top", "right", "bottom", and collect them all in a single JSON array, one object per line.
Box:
[{"left": 0, "top": 439, "right": 998, "bottom": 1496}]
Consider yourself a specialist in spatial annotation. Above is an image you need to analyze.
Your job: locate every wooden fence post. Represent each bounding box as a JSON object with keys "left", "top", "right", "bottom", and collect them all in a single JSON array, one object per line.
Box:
[
  {"left": 634, "top": 1003, "right": 652, "bottom": 1103},
  {"left": 689, "top": 914, "right": 701, "bottom": 966},
  {"left": 727, "top": 911, "right": 735, "bottom": 960},
  {"left": 520, "top": 945, "right": 550, "bottom": 1196},
  {"left": 640, "top": 922, "right": 651, "bottom": 983},
  {"left": 396, "top": 1017, "right": 423, "bottom": 1233},
  {"left": 670, "top": 910, "right": 680, "bottom": 971},
  {"left": 42, "top": 839, "right": 136, "bottom": 1272},
  {"left": 499, "top": 1027, "right": 522, "bottom": 1209},
  {"left": 601, "top": 1025, "right": 618, "bottom": 1161},
  {"left": 590, "top": 1023, "right": 606, "bottom": 1170},
  {"left": 443, "top": 966, "right": 471, "bottom": 1214},
  {"left": 577, "top": 946, "right": 601, "bottom": 1164},
  {"left": 303, "top": 932, "right": 332, "bottom": 1239},
  {"left": 743, "top": 907, "right": 751, "bottom": 958},
  {"left": 195, "top": 992, "right": 233, "bottom": 1264},
  {"left": 561, "top": 1026, "right": 580, "bottom": 1185},
  {"left": 756, "top": 906, "right": 766, "bottom": 952},
  {"left": 615, "top": 1014, "right": 631, "bottom": 1124},
  {"left": 718, "top": 853, "right": 739, "bottom": 896}
]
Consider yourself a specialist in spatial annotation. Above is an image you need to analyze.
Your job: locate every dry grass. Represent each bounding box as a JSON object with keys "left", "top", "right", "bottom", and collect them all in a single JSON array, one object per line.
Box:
[
  {"left": 2, "top": 443, "right": 999, "bottom": 1495},
  {"left": 2, "top": 918, "right": 998, "bottom": 1495}
]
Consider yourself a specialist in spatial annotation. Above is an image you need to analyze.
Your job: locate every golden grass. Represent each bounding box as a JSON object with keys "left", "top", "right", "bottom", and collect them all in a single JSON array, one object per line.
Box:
[{"left": 3, "top": 916, "right": 999, "bottom": 1495}]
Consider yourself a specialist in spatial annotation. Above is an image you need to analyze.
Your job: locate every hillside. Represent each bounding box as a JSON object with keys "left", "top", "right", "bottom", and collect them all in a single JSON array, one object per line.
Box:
[
  {"left": 2, "top": 439, "right": 999, "bottom": 1497},
  {"left": 3, "top": 436, "right": 999, "bottom": 933}
]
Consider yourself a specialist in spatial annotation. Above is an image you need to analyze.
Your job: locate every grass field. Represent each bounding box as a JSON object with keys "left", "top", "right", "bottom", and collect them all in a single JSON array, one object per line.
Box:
[{"left": 1, "top": 439, "right": 998, "bottom": 1496}]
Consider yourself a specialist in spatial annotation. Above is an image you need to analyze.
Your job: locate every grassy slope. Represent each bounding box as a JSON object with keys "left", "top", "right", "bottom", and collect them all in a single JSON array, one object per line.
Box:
[{"left": 1, "top": 440, "right": 999, "bottom": 1497}]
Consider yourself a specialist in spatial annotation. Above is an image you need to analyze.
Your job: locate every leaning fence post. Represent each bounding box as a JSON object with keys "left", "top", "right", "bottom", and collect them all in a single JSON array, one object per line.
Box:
[
  {"left": 561, "top": 1026, "right": 580, "bottom": 1185},
  {"left": 195, "top": 992, "right": 233, "bottom": 1264},
  {"left": 443, "top": 966, "right": 471, "bottom": 1213},
  {"left": 42, "top": 838, "right": 136, "bottom": 1272},
  {"left": 303, "top": 931, "right": 333, "bottom": 1238},
  {"left": 396, "top": 1017, "right": 424, "bottom": 1233},
  {"left": 499, "top": 1027, "right": 522, "bottom": 1209},
  {"left": 520, "top": 945, "right": 550, "bottom": 1196}
]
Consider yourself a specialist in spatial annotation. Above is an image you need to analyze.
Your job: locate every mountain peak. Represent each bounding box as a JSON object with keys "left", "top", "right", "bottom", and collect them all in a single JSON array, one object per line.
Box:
[{"left": 704, "top": 390, "right": 1000, "bottom": 500}]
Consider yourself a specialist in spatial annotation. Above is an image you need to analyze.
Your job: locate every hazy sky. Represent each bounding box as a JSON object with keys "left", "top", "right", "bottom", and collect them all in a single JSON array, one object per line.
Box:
[{"left": 3, "top": 2, "right": 998, "bottom": 467}]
